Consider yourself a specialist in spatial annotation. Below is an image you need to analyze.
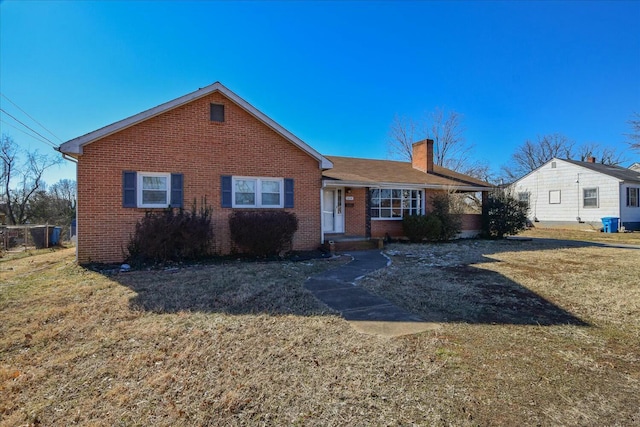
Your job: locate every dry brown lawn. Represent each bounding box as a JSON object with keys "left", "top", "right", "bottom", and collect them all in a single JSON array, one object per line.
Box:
[
  {"left": 520, "top": 226, "right": 640, "bottom": 245},
  {"left": 1, "top": 235, "right": 639, "bottom": 426}
]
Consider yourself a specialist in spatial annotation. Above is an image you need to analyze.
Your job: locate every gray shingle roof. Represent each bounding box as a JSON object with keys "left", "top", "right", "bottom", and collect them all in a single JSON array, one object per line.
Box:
[
  {"left": 323, "top": 156, "right": 491, "bottom": 189},
  {"left": 563, "top": 159, "right": 640, "bottom": 184}
]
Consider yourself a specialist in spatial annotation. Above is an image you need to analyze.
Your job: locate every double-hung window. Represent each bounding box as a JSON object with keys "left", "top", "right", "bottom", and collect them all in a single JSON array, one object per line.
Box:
[
  {"left": 138, "top": 173, "right": 171, "bottom": 208},
  {"left": 233, "top": 177, "right": 283, "bottom": 208},
  {"left": 583, "top": 188, "right": 598, "bottom": 208},
  {"left": 517, "top": 192, "right": 530, "bottom": 205},
  {"left": 123, "top": 171, "right": 183, "bottom": 209},
  {"left": 627, "top": 187, "right": 639, "bottom": 207}
]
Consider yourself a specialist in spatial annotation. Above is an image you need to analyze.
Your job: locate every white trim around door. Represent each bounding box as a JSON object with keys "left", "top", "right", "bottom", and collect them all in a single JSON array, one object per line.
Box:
[{"left": 322, "top": 187, "right": 345, "bottom": 235}]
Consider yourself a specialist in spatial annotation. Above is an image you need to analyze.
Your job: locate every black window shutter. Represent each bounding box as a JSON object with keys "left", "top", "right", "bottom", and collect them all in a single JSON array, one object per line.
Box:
[
  {"left": 221, "top": 175, "right": 232, "bottom": 207},
  {"left": 171, "top": 173, "right": 184, "bottom": 208},
  {"left": 123, "top": 171, "right": 137, "bottom": 208},
  {"left": 284, "top": 178, "right": 294, "bottom": 208}
]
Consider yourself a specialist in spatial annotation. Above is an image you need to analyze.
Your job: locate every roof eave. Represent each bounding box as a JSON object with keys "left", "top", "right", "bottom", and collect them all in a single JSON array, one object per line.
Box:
[
  {"left": 58, "top": 82, "right": 226, "bottom": 155},
  {"left": 323, "top": 179, "right": 489, "bottom": 192}
]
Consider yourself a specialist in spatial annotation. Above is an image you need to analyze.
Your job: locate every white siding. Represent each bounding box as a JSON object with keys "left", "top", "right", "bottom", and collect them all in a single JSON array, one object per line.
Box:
[
  {"left": 620, "top": 183, "right": 640, "bottom": 225},
  {"left": 511, "top": 159, "right": 621, "bottom": 224}
]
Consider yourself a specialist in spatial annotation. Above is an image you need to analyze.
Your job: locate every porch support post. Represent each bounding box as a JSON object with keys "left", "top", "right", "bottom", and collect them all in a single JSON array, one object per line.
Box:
[{"left": 481, "top": 190, "right": 490, "bottom": 217}]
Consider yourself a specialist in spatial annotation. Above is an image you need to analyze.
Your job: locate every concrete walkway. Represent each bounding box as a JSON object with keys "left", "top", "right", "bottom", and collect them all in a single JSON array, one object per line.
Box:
[{"left": 304, "top": 251, "right": 440, "bottom": 337}]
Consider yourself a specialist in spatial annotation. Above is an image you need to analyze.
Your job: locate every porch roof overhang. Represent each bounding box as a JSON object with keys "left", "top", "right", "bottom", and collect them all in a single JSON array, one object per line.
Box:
[{"left": 323, "top": 179, "right": 489, "bottom": 192}]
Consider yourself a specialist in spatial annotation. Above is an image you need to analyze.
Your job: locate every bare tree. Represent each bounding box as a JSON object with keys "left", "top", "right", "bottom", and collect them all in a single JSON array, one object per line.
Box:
[
  {"left": 387, "top": 108, "right": 482, "bottom": 177},
  {"left": 49, "top": 179, "right": 76, "bottom": 207},
  {"left": 387, "top": 114, "right": 420, "bottom": 161},
  {"left": 577, "top": 143, "right": 626, "bottom": 166},
  {"left": 501, "top": 133, "right": 626, "bottom": 182},
  {"left": 462, "top": 161, "right": 493, "bottom": 182},
  {"left": 1, "top": 134, "right": 61, "bottom": 224},
  {"left": 626, "top": 112, "right": 640, "bottom": 152},
  {"left": 501, "top": 134, "right": 573, "bottom": 181},
  {"left": 428, "top": 108, "right": 469, "bottom": 172}
]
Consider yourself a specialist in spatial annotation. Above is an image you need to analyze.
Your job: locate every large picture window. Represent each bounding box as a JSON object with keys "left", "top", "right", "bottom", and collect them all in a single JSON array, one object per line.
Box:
[
  {"left": 370, "top": 188, "right": 423, "bottom": 219},
  {"left": 232, "top": 177, "right": 283, "bottom": 208}
]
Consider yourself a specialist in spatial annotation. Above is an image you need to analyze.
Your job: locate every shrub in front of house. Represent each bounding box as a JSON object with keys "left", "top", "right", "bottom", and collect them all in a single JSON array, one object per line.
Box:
[
  {"left": 431, "top": 192, "right": 463, "bottom": 241},
  {"left": 403, "top": 214, "right": 442, "bottom": 243},
  {"left": 482, "top": 191, "right": 529, "bottom": 239},
  {"left": 127, "top": 200, "right": 214, "bottom": 264},
  {"left": 229, "top": 211, "right": 299, "bottom": 257}
]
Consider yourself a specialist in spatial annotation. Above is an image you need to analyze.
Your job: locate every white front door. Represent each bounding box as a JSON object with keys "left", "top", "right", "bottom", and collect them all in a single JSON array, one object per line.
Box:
[{"left": 323, "top": 188, "right": 344, "bottom": 233}]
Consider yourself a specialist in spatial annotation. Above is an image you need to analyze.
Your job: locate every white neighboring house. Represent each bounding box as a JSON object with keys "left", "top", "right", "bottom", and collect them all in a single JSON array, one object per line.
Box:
[{"left": 510, "top": 157, "right": 640, "bottom": 231}]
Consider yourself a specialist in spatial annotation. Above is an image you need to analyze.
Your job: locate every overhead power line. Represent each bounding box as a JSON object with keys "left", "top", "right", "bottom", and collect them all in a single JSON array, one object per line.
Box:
[
  {"left": 0, "top": 93, "right": 63, "bottom": 143},
  {"left": 0, "top": 108, "right": 58, "bottom": 149},
  {"left": 0, "top": 119, "right": 56, "bottom": 147}
]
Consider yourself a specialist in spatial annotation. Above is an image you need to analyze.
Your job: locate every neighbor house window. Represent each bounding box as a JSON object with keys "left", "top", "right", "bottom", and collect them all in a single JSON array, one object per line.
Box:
[
  {"left": 549, "top": 190, "right": 561, "bottom": 204},
  {"left": 232, "top": 177, "right": 283, "bottom": 208},
  {"left": 583, "top": 188, "right": 598, "bottom": 208},
  {"left": 370, "top": 189, "right": 423, "bottom": 219},
  {"left": 518, "top": 192, "right": 530, "bottom": 205},
  {"left": 210, "top": 103, "right": 225, "bottom": 122},
  {"left": 627, "top": 187, "right": 639, "bottom": 207}
]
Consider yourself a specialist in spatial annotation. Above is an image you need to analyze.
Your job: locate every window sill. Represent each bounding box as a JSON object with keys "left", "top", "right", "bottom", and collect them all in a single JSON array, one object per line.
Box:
[{"left": 231, "top": 206, "right": 284, "bottom": 209}]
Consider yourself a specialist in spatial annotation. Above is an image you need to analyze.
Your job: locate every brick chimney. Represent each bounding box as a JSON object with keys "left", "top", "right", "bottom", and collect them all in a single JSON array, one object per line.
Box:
[
  {"left": 587, "top": 156, "right": 596, "bottom": 163},
  {"left": 412, "top": 139, "right": 434, "bottom": 173}
]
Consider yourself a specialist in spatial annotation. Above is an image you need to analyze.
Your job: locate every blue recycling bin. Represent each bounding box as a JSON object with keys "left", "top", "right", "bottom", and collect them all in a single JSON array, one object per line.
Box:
[
  {"left": 51, "top": 226, "right": 62, "bottom": 245},
  {"left": 601, "top": 217, "right": 619, "bottom": 233}
]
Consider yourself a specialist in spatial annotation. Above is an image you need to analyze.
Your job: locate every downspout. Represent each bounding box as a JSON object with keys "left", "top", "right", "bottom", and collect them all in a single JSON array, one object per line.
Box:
[
  {"left": 55, "top": 147, "right": 79, "bottom": 261},
  {"left": 576, "top": 173, "right": 582, "bottom": 222},
  {"left": 534, "top": 173, "right": 538, "bottom": 222}
]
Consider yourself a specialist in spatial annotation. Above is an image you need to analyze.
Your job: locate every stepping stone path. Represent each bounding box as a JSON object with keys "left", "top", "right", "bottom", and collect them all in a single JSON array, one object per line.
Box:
[{"left": 304, "top": 251, "right": 440, "bottom": 337}]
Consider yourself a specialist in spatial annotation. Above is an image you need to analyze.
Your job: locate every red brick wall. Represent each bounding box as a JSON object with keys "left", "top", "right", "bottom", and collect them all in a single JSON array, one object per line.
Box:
[
  {"left": 371, "top": 219, "right": 404, "bottom": 238},
  {"left": 76, "top": 92, "right": 323, "bottom": 263},
  {"left": 371, "top": 215, "right": 481, "bottom": 239},
  {"left": 344, "top": 188, "right": 367, "bottom": 236},
  {"left": 461, "top": 213, "right": 482, "bottom": 231}
]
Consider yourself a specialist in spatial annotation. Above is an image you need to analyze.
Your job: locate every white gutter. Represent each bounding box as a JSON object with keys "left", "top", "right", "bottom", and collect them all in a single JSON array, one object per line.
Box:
[{"left": 323, "top": 179, "right": 490, "bottom": 192}]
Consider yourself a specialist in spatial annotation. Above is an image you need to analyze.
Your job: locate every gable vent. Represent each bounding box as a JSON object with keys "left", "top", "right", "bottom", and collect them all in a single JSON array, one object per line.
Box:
[{"left": 210, "top": 103, "right": 225, "bottom": 122}]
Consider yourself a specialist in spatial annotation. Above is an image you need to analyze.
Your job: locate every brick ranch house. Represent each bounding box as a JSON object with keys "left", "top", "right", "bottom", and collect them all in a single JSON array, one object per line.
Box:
[{"left": 58, "top": 83, "right": 491, "bottom": 264}]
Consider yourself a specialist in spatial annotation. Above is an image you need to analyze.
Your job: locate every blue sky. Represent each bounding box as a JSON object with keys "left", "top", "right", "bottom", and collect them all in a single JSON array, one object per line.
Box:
[{"left": 1, "top": 0, "right": 639, "bottom": 185}]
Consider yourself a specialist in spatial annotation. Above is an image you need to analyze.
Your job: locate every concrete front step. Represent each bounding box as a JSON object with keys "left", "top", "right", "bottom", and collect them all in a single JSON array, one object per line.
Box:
[{"left": 324, "top": 237, "right": 382, "bottom": 252}]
